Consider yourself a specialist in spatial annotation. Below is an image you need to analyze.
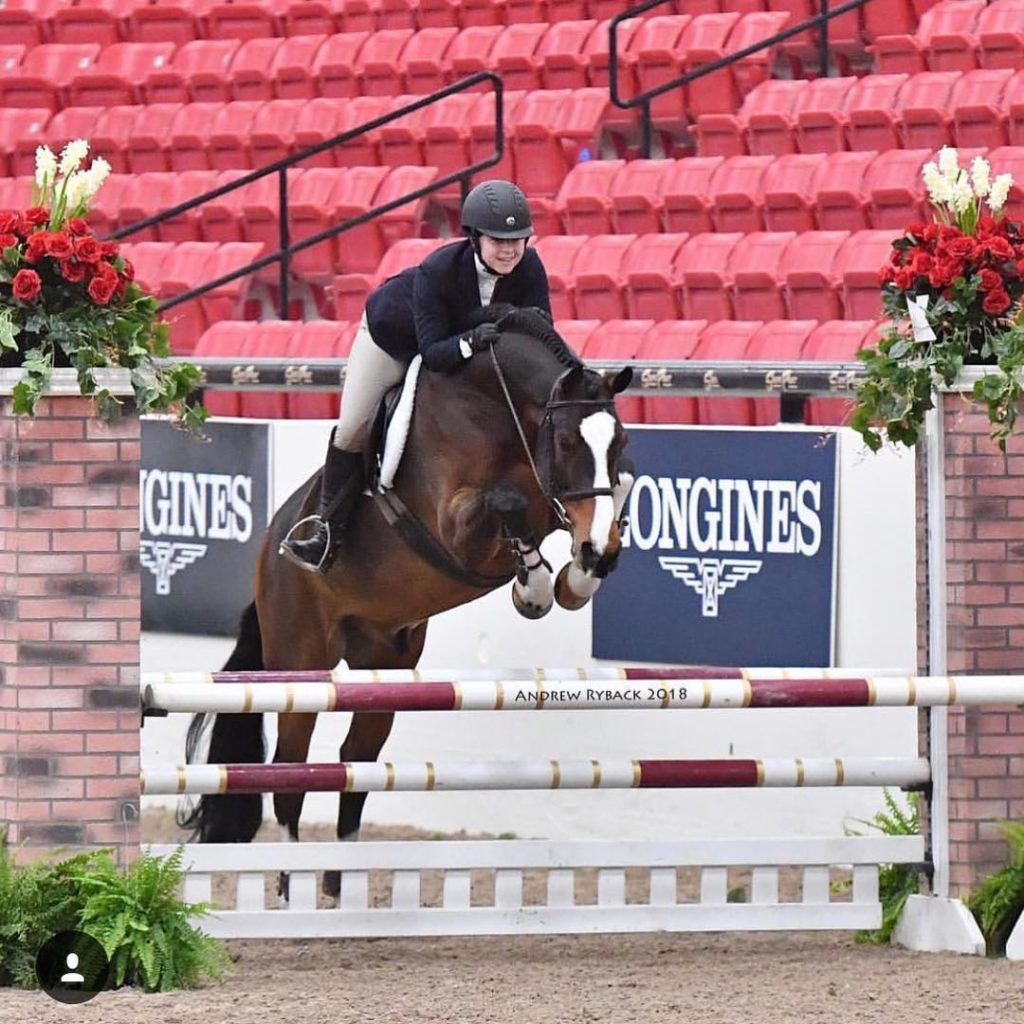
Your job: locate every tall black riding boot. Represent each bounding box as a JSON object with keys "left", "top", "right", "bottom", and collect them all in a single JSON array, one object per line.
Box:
[{"left": 279, "top": 438, "right": 365, "bottom": 573}]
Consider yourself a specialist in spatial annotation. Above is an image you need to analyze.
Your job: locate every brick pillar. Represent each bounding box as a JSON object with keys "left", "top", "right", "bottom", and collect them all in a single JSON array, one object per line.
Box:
[
  {"left": 0, "top": 387, "right": 140, "bottom": 864},
  {"left": 920, "top": 397, "right": 1024, "bottom": 898}
]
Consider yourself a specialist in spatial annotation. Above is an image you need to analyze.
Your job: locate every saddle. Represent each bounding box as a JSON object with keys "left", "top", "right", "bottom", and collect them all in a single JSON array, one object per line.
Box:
[{"left": 365, "top": 354, "right": 422, "bottom": 493}]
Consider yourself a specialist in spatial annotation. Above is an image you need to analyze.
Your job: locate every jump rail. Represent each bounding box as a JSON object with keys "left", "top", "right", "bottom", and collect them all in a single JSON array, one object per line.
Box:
[
  {"left": 141, "top": 756, "right": 932, "bottom": 796},
  {"left": 141, "top": 671, "right": 1024, "bottom": 715}
]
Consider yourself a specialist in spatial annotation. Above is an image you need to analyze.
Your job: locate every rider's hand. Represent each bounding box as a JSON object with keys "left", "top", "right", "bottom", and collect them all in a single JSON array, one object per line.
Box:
[{"left": 467, "top": 322, "right": 500, "bottom": 352}]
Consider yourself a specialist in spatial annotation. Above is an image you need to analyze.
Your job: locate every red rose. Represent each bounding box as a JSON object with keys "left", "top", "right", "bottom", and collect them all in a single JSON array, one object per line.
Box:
[
  {"left": 44, "top": 231, "right": 73, "bottom": 260},
  {"left": 66, "top": 217, "right": 90, "bottom": 236},
  {"left": 11, "top": 268, "right": 42, "bottom": 301},
  {"left": 879, "top": 264, "right": 896, "bottom": 285},
  {"left": 945, "top": 236, "right": 974, "bottom": 259},
  {"left": 0, "top": 211, "right": 23, "bottom": 236},
  {"left": 87, "top": 269, "right": 118, "bottom": 305},
  {"left": 23, "top": 233, "right": 48, "bottom": 263},
  {"left": 60, "top": 258, "right": 88, "bottom": 283},
  {"left": 979, "top": 268, "right": 1003, "bottom": 292},
  {"left": 910, "top": 251, "right": 932, "bottom": 275},
  {"left": 99, "top": 241, "right": 118, "bottom": 257},
  {"left": 982, "top": 288, "right": 1012, "bottom": 315},
  {"left": 119, "top": 257, "right": 135, "bottom": 282},
  {"left": 24, "top": 206, "right": 49, "bottom": 226},
  {"left": 0, "top": 233, "right": 17, "bottom": 250},
  {"left": 894, "top": 266, "right": 916, "bottom": 290},
  {"left": 73, "top": 236, "right": 104, "bottom": 264},
  {"left": 985, "top": 236, "right": 1015, "bottom": 260}
]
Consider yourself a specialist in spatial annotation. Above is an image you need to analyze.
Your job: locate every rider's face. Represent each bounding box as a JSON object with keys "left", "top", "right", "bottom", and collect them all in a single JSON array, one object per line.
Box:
[{"left": 479, "top": 234, "right": 527, "bottom": 275}]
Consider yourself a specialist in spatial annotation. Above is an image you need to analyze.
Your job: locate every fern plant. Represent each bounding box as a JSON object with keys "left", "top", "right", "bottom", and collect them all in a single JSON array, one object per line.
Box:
[
  {"left": 69, "top": 846, "right": 232, "bottom": 991},
  {"left": 0, "top": 828, "right": 93, "bottom": 987},
  {"left": 843, "top": 790, "right": 921, "bottom": 944},
  {"left": 967, "top": 820, "right": 1024, "bottom": 956}
]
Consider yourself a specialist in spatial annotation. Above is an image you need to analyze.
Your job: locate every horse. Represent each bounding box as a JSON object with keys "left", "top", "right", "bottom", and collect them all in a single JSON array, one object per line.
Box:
[{"left": 178, "top": 308, "right": 634, "bottom": 898}]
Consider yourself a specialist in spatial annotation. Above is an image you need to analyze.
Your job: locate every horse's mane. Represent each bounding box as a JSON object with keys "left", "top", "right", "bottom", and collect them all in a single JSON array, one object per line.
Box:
[{"left": 461, "top": 303, "right": 583, "bottom": 370}]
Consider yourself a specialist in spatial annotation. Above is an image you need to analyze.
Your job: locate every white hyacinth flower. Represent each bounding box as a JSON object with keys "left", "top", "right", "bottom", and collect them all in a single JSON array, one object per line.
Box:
[
  {"left": 34, "top": 145, "right": 57, "bottom": 189},
  {"left": 938, "top": 146, "right": 960, "bottom": 182},
  {"left": 59, "top": 138, "right": 89, "bottom": 176},
  {"left": 971, "top": 156, "right": 991, "bottom": 198},
  {"left": 952, "top": 177, "right": 974, "bottom": 214},
  {"left": 989, "top": 173, "right": 1014, "bottom": 212},
  {"left": 64, "top": 170, "right": 91, "bottom": 212},
  {"left": 922, "top": 161, "right": 952, "bottom": 205},
  {"left": 82, "top": 156, "right": 112, "bottom": 199}
]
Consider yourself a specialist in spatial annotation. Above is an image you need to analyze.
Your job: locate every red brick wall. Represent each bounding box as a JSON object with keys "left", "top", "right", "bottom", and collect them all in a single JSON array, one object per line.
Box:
[
  {"left": 931, "top": 400, "right": 1024, "bottom": 897},
  {"left": 0, "top": 394, "right": 140, "bottom": 863}
]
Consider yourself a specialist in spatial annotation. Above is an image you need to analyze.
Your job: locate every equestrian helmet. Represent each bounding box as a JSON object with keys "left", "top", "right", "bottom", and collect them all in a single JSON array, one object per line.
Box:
[{"left": 461, "top": 180, "right": 534, "bottom": 239}]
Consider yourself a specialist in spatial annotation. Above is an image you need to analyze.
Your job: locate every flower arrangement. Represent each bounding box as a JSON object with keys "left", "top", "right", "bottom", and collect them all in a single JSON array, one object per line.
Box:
[
  {"left": 851, "top": 147, "right": 1024, "bottom": 452},
  {"left": 0, "top": 140, "right": 205, "bottom": 430}
]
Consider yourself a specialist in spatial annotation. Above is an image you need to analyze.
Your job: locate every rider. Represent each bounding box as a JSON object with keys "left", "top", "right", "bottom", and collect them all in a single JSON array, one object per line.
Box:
[{"left": 280, "top": 178, "right": 552, "bottom": 573}]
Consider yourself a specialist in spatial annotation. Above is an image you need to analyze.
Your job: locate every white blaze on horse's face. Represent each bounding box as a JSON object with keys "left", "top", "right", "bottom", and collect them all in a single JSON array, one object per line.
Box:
[{"left": 578, "top": 409, "right": 617, "bottom": 556}]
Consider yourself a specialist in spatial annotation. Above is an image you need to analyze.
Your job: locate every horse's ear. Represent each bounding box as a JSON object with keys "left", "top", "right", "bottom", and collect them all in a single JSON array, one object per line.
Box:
[
  {"left": 608, "top": 367, "right": 633, "bottom": 395},
  {"left": 556, "top": 365, "right": 585, "bottom": 396}
]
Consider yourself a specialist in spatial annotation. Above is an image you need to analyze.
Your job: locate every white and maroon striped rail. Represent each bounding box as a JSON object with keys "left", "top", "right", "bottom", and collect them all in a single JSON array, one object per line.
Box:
[
  {"left": 141, "top": 756, "right": 931, "bottom": 796},
  {"left": 141, "top": 670, "right": 1024, "bottom": 715}
]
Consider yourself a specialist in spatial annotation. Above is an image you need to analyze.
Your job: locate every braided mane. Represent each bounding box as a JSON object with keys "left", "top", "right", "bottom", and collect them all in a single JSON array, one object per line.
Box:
[{"left": 460, "top": 303, "right": 583, "bottom": 369}]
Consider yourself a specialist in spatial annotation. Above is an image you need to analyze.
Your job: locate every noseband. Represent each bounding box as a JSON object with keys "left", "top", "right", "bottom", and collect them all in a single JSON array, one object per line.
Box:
[{"left": 489, "top": 348, "right": 619, "bottom": 531}]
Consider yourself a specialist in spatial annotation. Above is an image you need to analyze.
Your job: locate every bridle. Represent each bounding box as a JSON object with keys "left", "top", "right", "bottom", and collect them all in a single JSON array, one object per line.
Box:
[{"left": 488, "top": 347, "right": 621, "bottom": 532}]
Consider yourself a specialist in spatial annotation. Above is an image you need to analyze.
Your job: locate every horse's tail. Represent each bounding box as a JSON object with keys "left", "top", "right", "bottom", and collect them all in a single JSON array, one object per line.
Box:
[{"left": 176, "top": 601, "right": 267, "bottom": 843}]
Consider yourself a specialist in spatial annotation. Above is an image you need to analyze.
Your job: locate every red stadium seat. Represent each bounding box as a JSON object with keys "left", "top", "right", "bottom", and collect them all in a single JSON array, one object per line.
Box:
[
  {"left": 627, "top": 15, "right": 691, "bottom": 132},
  {"left": 238, "top": 320, "right": 297, "bottom": 419},
  {"left": 538, "top": 19, "right": 597, "bottom": 91},
  {"left": 767, "top": 0, "right": 859, "bottom": 57},
  {"left": 158, "top": 241, "right": 221, "bottom": 349},
  {"left": 400, "top": 27, "right": 459, "bottom": 94},
  {"left": 675, "top": 232, "right": 743, "bottom": 321},
  {"left": 782, "top": 230, "right": 851, "bottom": 322},
  {"left": 83, "top": 172, "right": 130, "bottom": 237},
  {"left": 294, "top": 97, "right": 347, "bottom": 166},
  {"left": 201, "top": 241, "right": 266, "bottom": 340},
  {"left": 0, "top": 43, "right": 100, "bottom": 112},
  {"left": 250, "top": 99, "right": 302, "bottom": 167},
  {"left": 555, "top": 159, "right": 625, "bottom": 235},
  {"left": 192, "top": 321, "right": 248, "bottom": 416},
  {"left": 378, "top": 100, "right": 429, "bottom": 169},
  {"left": 709, "top": 154, "right": 774, "bottom": 233},
  {"left": 506, "top": 0, "right": 545, "bottom": 24},
  {"left": 154, "top": 170, "right": 221, "bottom": 243},
  {"left": 22, "top": 106, "right": 106, "bottom": 175},
  {"left": 227, "top": 37, "right": 284, "bottom": 102},
  {"left": 0, "top": 45, "right": 25, "bottom": 77},
  {"left": 863, "top": 0, "right": 919, "bottom": 41},
  {"left": 377, "top": 0, "right": 418, "bottom": 28},
  {"left": 623, "top": 232, "right": 689, "bottom": 322},
  {"left": 209, "top": 101, "right": 265, "bottom": 170},
  {"left": 872, "top": 0, "right": 984, "bottom": 74},
  {"left": 467, "top": 88, "right": 524, "bottom": 190},
  {"left": 661, "top": 156, "right": 724, "bottom": 234},
  {"left": 284, "top": 0, "right": 348, "bottom": 35},
  {"left": 835, "top": 229, "right": 895, "bottom": 320},
  {"left": 205, "top": 0, "right": 280, "bottom": 41},
  {"left": 811, "top": 150, "right": 878, "bottom": 231},
  {"left": 68, "top": 41, "right": 175, "bottom": 108},
  {"left": 333, "top": 0, "right": 380, "bottom": 33},
  {"left": 144, "top": 38, "right": 240, "bottom": 104},
  {"left": 793, "top": 76, "right": 858, "bottom": 153},
  {"left": 609, "top": 159, "right": 671, "bottom": 235},
  {"left": 198, "top": 168, "right": 261, "bottom": 243},
  {"left": 578, "top": 320, "right": 652, "bottom": 424},
  {"left": 128, "top": 0, "right": 204, "bottom": 46},
  {"left": 572, "top": 234, "right": 638, "bottom": 321},
  {"left": 746, "top": 319, "right": 820, "bottom": 425},
  {"left": 692, "top": 320, "right": 762, "bottom": 425},
  {"left": 329, "top": 95, "right": 391, "bottom": 168},
  {"left": 978, "top": 0, "right": 1024, "bottom": 69},
  {"left": 951, "top": 68, "right": 1013, "bottom": 148},
  {"left": 369, "top": 165, "right": 441, "bottom": 265},
  {"left": 120, "top": 102, "right": 184, "bottom": 173},
  {"left": 52, "top": 0, "right": 140, "bottom": 46},
  {"left": 531, "top": 235, "right": 589, "bottom": 319},
  {"left": 1, "top": 108, "right": 51, "bottom": 178},
  {"left": 445, "top": 25, "right": 504, "bottom": 81},
  {"left": 313, "top": 32, "right": 371, "bottom": 98},
  {"left": 0, "top": 0, "right": 60, "bottom": 48},
  {"left": 420, "top": 92, "right": 488, "bottom": 201},
  {"left": 417, "top": 0, "right": 461, "bottom": 27},
  {"left": 895, "top": 70, "right": 959, "bottom": 150},
  {"left": 286, "top": 321, "right": 350, "bottom": 419},
  {"left": 490, "top": 22, "right": 550, "bottom": 91},
  {"left": 762, "top": 152, "right": 828, "bottom": 232},
  {"left": 271, "top": 33, "right": 336, "bottom": 98},
  {"left": 635, "top": 321, "right": 705, "bottom": 425},
  {"left": 801, "top": 319, "right": 877, "bottom": 426},
  {"left": 554, "top": 319, "right": 603, "bottom": 359},
  {"left": 696, "top": 79, "right": 809, "bottom": 158},
  {"left": 729, "top": 231, "right": 797, "bottom": 322},
  {"left": 985, "top": 146, "right": 1024, "bottom": 223},
  {"left": 1006, "top": 70, "right": 1024, "bottom": 146},
  {"left": 843, "top": 73, "right": 909, "bottom": 152},
  {"left": 865, "top": 147, "right": 931, "bottom": 228},
  {"left": 356, "top": 28, "right": 415, "bottom": 96},
  {"left": 460, "top": 0, "right": 507, "bottom": 26},
  {"left": 168, "top": 101, "right": 228, "bottom": 171},
  {"left": 585, "top": 16, "right": 642, "bottom": 100}
]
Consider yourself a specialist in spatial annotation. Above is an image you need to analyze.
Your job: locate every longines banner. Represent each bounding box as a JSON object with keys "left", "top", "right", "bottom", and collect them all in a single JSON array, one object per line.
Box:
[
  {"left": 593, "top": 427, "right": 838, "bottom": 667},
  {"left": 140, "top": 420, "right": 270, "bottom": 635}
]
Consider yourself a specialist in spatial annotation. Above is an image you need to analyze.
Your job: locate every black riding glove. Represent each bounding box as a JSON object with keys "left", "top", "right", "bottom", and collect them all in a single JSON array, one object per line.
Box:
[{"left": 465, "top": 322, "right": 500, "bottom": 354}]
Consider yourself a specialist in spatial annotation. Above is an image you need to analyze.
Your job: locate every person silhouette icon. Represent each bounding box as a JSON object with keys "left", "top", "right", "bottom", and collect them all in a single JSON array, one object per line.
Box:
[{"left": 60, "top": 952, "right": 85, "bottom": 984}]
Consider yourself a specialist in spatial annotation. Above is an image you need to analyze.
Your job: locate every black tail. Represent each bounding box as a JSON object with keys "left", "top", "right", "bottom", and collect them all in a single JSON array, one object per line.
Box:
[{"left": 176, "top": 602, "right": 267, "bottom": 843}]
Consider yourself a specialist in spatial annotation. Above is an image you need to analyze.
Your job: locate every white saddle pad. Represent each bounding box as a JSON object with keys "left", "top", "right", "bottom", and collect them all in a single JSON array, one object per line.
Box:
[{"left": 379, "top": 354, "right": 422, "bottom": 491}]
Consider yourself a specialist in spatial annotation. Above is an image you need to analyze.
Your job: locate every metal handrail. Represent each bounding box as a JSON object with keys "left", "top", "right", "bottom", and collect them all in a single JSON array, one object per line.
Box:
[
  {"left": 609, "top": 0, "right": 873, "bottom": 158},
  {"left": 110, "top": 72, "right": 505, "bottom": 319}
]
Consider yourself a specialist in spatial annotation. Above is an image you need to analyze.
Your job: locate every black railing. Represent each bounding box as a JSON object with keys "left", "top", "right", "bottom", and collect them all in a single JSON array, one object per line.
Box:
[
  {"left": 609, "top": 0, "right": 873, "bottom": 158},
  {"left": 110, "top": 72, "right": 505, "bottom": 320}
]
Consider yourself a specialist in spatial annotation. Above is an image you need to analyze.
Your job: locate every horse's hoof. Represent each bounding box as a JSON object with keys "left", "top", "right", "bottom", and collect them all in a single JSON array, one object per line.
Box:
[
  {"left": 554, "top": 563, "right": 592, "bottom": 611},
  {"left": 512, "top": 586, "right": 552, "bottom": 620},
  {"left": 323, "top": 869, "right": 341, "bottom": 898}
]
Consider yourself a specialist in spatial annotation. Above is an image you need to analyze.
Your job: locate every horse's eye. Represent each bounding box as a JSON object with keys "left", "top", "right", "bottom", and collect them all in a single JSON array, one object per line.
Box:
[{"left": 557, "top": 433, "right": 577, "bottom": 454}]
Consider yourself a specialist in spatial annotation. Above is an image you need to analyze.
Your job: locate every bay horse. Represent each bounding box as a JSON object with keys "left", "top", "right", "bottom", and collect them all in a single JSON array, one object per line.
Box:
[{"left": 179, "top": 308, "right": 634, "bottom": 897}]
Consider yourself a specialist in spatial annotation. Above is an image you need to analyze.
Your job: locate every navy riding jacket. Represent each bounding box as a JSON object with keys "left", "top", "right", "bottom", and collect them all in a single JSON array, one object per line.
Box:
[{"left": 364, "top": 238, "right": 552, "bottom": 373}]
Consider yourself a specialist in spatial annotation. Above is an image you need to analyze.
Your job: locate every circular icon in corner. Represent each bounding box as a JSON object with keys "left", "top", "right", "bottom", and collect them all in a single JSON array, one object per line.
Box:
[{"left": 35, "top": 930, "right": 110, "bottom": 1004}]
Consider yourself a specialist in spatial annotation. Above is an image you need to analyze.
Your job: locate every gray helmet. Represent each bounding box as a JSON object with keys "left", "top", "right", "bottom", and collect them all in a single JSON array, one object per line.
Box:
[{"left": 461, "top": 179, "right": 534, "bottom": 239}]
